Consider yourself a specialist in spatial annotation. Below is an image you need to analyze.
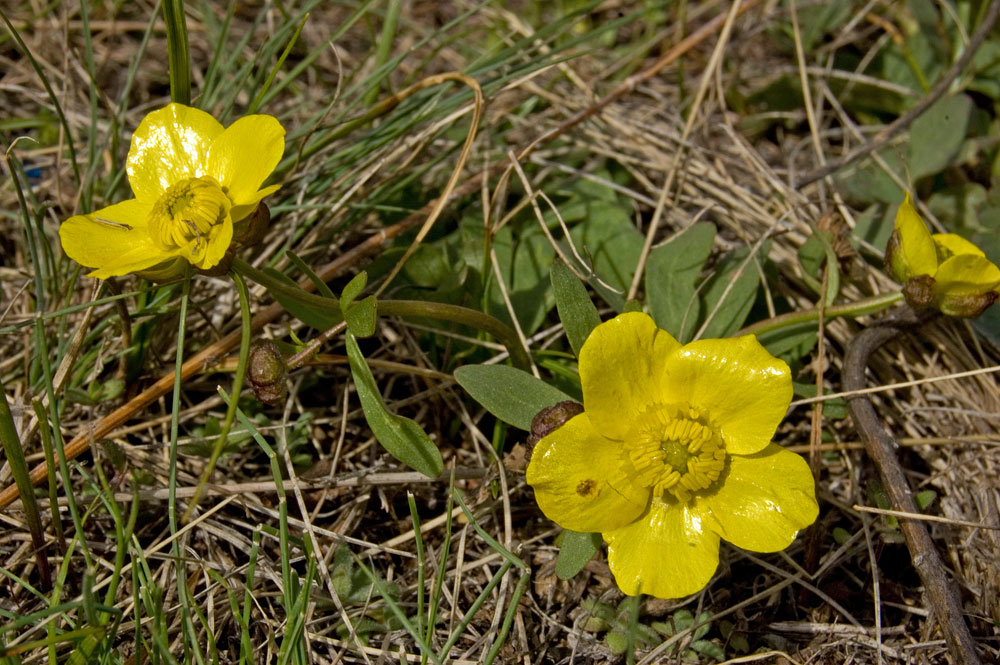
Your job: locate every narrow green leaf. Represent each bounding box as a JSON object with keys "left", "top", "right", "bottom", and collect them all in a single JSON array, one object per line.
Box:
[
  {"left": 555, "top": 530, "right": 601, "bottom": 580},
  {"left": 550, "top": 261, "right": 600, "bottom": 357},
  {"left": 263, "top": 268, "right": 341, "bottom": 329},
  {"left": 454, "top": 364, "right": 573, "bottom": 430},
  {"left": 286, "top": 251, "right": 335, "bottom": 298},
  {"left": 646, "top": 222, "right": 715, "bottom": 340},
  {"left": 340, "top": 271, "right": 368, "bottom": 310},
  {"left": 346, "top": 333, "right": 443, "bottom": 478}
]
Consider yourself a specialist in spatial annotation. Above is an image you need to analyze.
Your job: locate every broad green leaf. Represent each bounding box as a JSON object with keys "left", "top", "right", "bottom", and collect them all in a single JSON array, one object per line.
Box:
[
  {"left": 908, "top": 94, "right": 972, "bottom": 180},
  {"left": 488, "top": 226, "right": 555, "bottom": 336},
  {"left": 344, "top": 295, "right": 377, "bottom": 338},
  {"left": 852, "top": 204, "right": 894, "bottom": 250},
  {"left": 263, "top": 268, "right": 341, "bottom": 330},
  {"left": 689, "top": 640, "right": 725, "bottom": 661},
  {"left": 835, "top": 149, "right": 904, "bottom": 206},
  {"left": 555, "top": 530, "right": 602, "bottom": 580},
  {"left": 696, "top": 241, "right": 769, "bottom": 339},
  {"left": 550, "top": 261, "right": 600, "bottom": 357},
  {"left": 568, "top": 199, "right": 643, "bottom": 311},
  {"left": 646, "top": 222, "right": 715, "bottom": 340},
  {"left": 454, "top": 364, "right": 573, "bottom": 430},
  {"left": 346, "top": 333, "right": 443, "bottom": 478}
]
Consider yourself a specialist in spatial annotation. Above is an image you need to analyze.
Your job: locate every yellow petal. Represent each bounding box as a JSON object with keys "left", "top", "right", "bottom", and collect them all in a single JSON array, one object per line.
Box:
[
  {"left": 893, "top": 194, "right": 938, "bottom": 278},
  {"left": 934, "top": 254, "right": 1000, "bottom": 295},
  {"left": 526, "top": 413, "right": 649, "bottom": 533},
  {"left": 659, "top": 335, "right": 791, "bottom": 455},
  {"left": 696, "top": 444, "right": 817, "bottom": 553},
  {"left": 605, "top": 496, "right": 720, "bottom": 599},
  {"left": 127, "top": 104, "right": 224, "bottom": 201},
  {"left": 932, "top": 233, "right": 985, "bottom": 262},
  {"left": 206, "top": 115, "right": 285, "bottom": 208},
  {"left": 187, "top": 216, "right": 234, "bottom": 270},
  {"left": 231, "top": 184, "right": 281, "bottom": 223},
  {"left": 579, "top": 312, "right": 681, "bottom": 440},
  {"left": 59, "top": 199, "right": 170, "bottom": 279}
]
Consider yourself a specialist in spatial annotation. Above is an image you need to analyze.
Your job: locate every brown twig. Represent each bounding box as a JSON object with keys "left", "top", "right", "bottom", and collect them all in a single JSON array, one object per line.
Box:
[
  {"left": 797, "top": 0, "right": 1000, "bottom": 187},
  {"left": 844, "top": 310, "right": 982, "bottom": 665}
]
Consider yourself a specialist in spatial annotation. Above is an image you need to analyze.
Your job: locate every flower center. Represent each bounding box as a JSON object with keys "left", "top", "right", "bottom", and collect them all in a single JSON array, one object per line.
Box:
[
  {"left": 148, "top": 177, "right": 231, "bottom": 259},
  {"left": 625, "top": 404, "right": 726, "bottom": 502}
]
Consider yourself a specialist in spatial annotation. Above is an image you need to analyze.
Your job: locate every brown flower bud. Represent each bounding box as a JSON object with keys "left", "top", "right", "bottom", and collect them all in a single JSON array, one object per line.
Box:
[
  {"left": 937, "top": 290, "right": 999, "bottom": 318},
  {"left": 249, "top": 339, "right": 287, "bottom": 405},
  {"left": 527, "top": 400, "right": 584, "bottom": 449},
  {"left": 232, "top": 202, "right": 271, "bottom": 248},
  {"left": 902, "top": 274, "right": 936, "bottom": 310}
]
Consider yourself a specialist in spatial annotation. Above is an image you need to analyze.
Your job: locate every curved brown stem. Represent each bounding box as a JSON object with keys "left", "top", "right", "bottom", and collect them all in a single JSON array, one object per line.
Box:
[{"left": 844, "top": 311, "right": 981, "bottom": 665}]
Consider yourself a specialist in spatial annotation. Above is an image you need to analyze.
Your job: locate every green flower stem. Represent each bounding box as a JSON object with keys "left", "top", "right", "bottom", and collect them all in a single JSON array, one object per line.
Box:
[
  {"left": 232, "top": 258, "right": 532, "bottom": 370},
  {"left": 183, "top": 270, "right": 253, "bottom": 523},
  {"left": 0, "top": 376, "right": 51, "bottom": 590},
  {"left": 737, "top": 290, "right": 903, "bottom": 338},
  {"left": 378, "top": 300, "right": 532, "bottom": 371}
]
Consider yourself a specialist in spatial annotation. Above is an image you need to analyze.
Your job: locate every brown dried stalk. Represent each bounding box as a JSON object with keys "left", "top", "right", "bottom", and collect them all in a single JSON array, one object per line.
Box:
[{"left": 844, "top": 311, "right": 982, "bottom": 665}]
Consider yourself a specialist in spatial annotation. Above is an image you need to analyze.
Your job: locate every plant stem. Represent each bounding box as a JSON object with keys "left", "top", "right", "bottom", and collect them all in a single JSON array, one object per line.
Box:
[
  {"left": 182, "top": 270, "right": 253, "bottom": 522},
  {"left": 844, "top": 310, "right": 981, "bottom": 665},
  {"left": 231, "top": 257, "right": 532, "bottom": 370},
  {"left": 737, "top": 290, "right": 902, "bottom": 338}
]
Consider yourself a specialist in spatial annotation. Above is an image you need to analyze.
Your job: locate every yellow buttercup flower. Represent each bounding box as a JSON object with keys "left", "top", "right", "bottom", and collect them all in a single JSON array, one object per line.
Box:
[
  {"left": 885, "top": 193, "right": 1000, "bottom": 317},
  {"left": 526, "top": 312, "right": 818, "bottom": 599},
  {"left": 60, "top": 103, "right": 285, "bottom": 279}
]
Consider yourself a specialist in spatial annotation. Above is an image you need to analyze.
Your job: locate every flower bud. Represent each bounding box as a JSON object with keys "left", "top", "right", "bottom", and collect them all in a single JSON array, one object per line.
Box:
[
  {"left": 249, "top": 339, "right": 287, "bottom": 405},
  {"left": 938, "top": 290, "right": 999, "bottom": 318},
  {"left": 883, "top": 228, "right": 907, "bottom": 284},
  {"left": 528, "top": 400, "right": 584, "bottom": 448},
  {"left": 232, "top": 202, "right": 271, "bottom": 247},
  {"left": 901, "top": 274, "right": 936, "bottom": 310}
]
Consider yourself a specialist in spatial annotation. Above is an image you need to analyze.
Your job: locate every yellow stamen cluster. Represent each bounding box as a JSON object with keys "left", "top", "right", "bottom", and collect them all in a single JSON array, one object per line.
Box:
[
  {"left": 148, "top": 177, "right": 230, "bottom": 260},
  {"left": 626, "top": 404, "right": 726, "bottom": 502}
]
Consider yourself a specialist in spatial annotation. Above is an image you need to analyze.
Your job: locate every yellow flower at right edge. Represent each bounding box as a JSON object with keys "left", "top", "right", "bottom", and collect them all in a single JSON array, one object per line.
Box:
[
  {"left": 526, "top": 312, "right": 818, "bottom": 600},
  {"left": 886, "top": 193, "right": 1000, "bottom": 317}
]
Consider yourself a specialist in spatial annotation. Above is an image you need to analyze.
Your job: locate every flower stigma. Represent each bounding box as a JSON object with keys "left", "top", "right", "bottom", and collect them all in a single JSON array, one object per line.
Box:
[
  {"left": 148, "top": 177, "right": 231, "bottom": 263},
  {"left": 626, "top": 404, "right": 726, "bottom": 502}
]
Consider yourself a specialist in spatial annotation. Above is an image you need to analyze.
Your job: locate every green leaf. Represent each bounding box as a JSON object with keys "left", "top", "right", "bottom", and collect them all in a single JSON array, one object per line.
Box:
[
  {"left": 908, "top": 94, "right": 972, "bottom": 180},
  {"left": 346, "top": 333, "right": 443, "bottom": 478},
  {"left": 454, "top": 364, "right": 573, "bottom": 430},
  {"left": 340, "top": 271, "right": 368, "bottom": 310},
  {"left": 550, "top": 261, "right": 600, "bottom": 357},
  {"left": 757, "top": 322, "right": 818, "bottom": 361},
  {"left": 568, "top": 199, "right": 643, "bottom": 311},
  {"left": 832, "top": 527, "right": 851, "bottom": 545},
  {"left": 287, "top": 251, "right": 335, "bottom": 298},
  {"left": 696, "top": 242, "right": 768, "bottom": 339},
  {"left": 915, "top": 490, "right": 937, "bottom": 510},
  {"left": 345, "top": 295, "right": 377, "bottom": 338},
  {"left": 263, "top": 268, "right": 341, "bottom": 330},
  {"left": 555, "top": 530, "right": 602, "bottom": 580},
  {"left": 689, "top": 639, "right": 726, "bottom": 662},
  {"left": 646, "top": 222, "right": 715, "bottom": 340},
  {"left": 692, "top": 611, "right": 712, "bottom": 640}
]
